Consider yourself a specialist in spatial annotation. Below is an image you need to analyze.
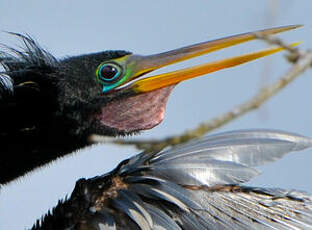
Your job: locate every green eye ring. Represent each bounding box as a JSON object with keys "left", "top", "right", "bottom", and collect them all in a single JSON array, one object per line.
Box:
[
  {"left": 96, "top": 62, "right": 123, "bottom": 86},
  {"left": 95, "top": 55, "right": 134, "bottom": 93}
]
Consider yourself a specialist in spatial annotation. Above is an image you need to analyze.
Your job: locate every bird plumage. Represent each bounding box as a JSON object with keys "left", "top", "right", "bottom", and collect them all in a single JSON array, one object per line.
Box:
[
  {"left": 32, "top": 130, "right": 312, "bottom": 230},
  {"left": 0, "top": 26, "right": 300, "bottom": 184},
  {"left": 0, "top": 34, "right": 163, "bottom": 183},
  {"left": 1, "top": 26, "right": 310, "bottom": 229}
]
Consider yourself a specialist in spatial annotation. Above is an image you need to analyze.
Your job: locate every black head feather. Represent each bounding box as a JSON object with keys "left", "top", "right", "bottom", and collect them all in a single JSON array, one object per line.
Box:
[
  {"left": 0, "top": 33, "right": 173, "bottom": 184},
  {"left": 0, "top": 33, "right": 132, "bottom": 183},
  {"left": 0, "top": 74, "right": 13, "bottom": 99}
]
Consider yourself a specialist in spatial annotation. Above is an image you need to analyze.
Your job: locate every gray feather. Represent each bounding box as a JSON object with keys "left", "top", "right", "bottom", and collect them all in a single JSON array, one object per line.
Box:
[
  {"left": 111, "top": 190, "right": 152, "bottom": 230},
  {"left": 144, "top": 203, "right": 181, "bottom": 230},
  {"left": 151, "top": 159, "right": 259, "bottom": 186},
  {"left": 153, "top": 130, "right": 312, "bottom": 168},
  {"left": 35, "top": 129, "right": 312, "bottom": 230}
]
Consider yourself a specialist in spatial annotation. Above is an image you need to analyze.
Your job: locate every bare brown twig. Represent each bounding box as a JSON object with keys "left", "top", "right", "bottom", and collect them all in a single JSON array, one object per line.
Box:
[{"left": 91, "top": 36, "right": 312, "bottom": 152}]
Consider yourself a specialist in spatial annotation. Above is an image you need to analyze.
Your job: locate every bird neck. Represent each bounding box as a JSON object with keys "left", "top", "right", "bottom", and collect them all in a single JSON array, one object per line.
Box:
[{"left": 0, "top": 99, "right": 91, "bottom": 185}]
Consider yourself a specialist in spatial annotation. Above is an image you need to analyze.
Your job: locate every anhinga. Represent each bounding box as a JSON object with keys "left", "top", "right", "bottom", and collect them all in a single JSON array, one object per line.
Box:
[
  {"left": 0, "top": 25, "right": 299, "bottom": 184},
  {"left": 1, "top": 25, "right": 312, "bottom": 229}
]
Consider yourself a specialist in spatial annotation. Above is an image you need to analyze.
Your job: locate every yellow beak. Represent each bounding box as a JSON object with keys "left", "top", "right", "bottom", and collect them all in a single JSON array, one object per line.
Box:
[{"left": 124, "top": 25, "right": 301, "bottom": 93}]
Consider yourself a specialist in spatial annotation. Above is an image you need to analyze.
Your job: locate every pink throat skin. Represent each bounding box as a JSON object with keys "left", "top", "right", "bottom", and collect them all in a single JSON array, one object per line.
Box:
[{"left": 96, "top": 86, "right": 175, "bottom": 132}]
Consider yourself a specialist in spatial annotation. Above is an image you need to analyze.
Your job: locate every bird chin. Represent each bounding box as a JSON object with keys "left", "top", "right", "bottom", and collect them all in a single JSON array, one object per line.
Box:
[{"left": 95, "top": 86, "right": 175, "bottom": 133}]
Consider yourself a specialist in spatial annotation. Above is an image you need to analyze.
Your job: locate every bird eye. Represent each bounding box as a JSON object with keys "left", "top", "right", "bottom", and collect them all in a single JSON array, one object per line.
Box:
[{"left": 96, "top": 63, "right": 122, "bottom": 84}]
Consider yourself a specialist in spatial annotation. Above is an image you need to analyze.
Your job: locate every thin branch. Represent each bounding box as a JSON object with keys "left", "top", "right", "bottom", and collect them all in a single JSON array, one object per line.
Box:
[
  {"left": 254, "top": 32, "right": 301, "bottom": 63},
  {"left": 91, "top": 37, "right": 312, "bottom": 152}
]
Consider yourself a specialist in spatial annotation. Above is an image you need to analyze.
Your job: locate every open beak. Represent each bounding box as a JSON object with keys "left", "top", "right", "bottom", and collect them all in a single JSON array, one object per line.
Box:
[{"left": 124, "top": 25, "right": 301, "bottom": 93}]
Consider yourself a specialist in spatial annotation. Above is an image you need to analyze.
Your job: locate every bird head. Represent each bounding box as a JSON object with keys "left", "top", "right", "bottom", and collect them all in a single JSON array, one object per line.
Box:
[
  {"left": 1, "top": 25, "right": 299, "bottom": 138},
  {"left": 59, "top": 25, "right": 299, "bottom": 137}
]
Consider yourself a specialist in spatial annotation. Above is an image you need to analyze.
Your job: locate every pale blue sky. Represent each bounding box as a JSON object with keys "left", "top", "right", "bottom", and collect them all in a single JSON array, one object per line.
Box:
[{"left": 1, "top": 1, "right": 312, "bottom": 229}]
